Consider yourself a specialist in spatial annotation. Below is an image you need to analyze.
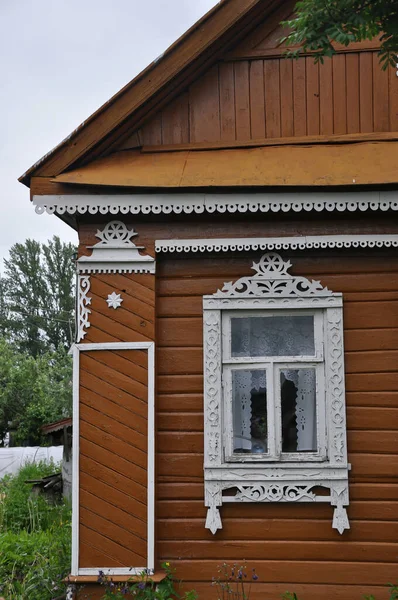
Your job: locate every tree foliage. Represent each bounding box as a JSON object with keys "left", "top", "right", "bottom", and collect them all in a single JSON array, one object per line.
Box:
[
  {"left": 0, "top": 236, "right": 75, "bottom": 445},
  {"left": 283, "top": 0, "right": 398, "bottom": 70},
  {"left": 3, "top": 236, "right": 76, "bottom": 355},
  {"left": 0, "top": 338, "right": 72, "bottom": 446}
]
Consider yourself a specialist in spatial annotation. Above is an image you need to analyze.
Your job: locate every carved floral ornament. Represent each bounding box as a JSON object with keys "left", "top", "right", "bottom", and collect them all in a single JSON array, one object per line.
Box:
[{"left": 203, "top": 252, "right": 350, "bottom": 535}]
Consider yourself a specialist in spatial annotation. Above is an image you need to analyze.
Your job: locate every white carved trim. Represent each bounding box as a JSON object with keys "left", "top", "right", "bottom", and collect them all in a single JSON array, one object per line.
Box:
[
  {"left": 77, "top": 221, "right": 155, "bottom": 274},
  {"left": 203, "top": 253, "right": 349, "bottom": 535},
  {"left": 33, "top": 191, "right": 398, "bottom": 216},
  {"left": 76, "top": 276, "right": 91, "bottom": 342},
  {"left": 71, "top": 342, "right": 155, "bottom": 576},
  {"left": 156, "top": 234, "right": 398, "bottom": 253},
  {"left": 106, "top": 292, "right": 123, "bottom": 309},
  {"left": 209, "top": 252, "right": 339, "bottom": 299}
]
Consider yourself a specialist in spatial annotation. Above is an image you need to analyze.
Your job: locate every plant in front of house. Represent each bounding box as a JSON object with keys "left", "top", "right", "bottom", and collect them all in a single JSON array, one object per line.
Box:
[
  {"left": 98, "top": 562, "right": 197, "bottom": 599},
  {"left": 211, "top": 562, "right": 259, "bottom": 599}
]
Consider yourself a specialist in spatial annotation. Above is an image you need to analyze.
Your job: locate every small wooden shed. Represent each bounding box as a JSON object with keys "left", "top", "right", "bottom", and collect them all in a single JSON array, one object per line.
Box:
[{"left": 21, "top": 1, "right": 398, "bottom": 598}]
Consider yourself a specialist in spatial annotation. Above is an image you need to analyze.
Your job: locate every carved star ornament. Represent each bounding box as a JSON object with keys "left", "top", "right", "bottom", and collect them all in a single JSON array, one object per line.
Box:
[{"left": 106, "top": 292, "right": 123, "bottom": 310}]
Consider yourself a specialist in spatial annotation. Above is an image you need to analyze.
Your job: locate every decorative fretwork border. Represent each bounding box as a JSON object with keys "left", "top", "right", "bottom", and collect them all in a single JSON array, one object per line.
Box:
[
  {"left": 156, "top": 234, "right": 398, "bottom": 254},
  {"left": 33, "top": 191, "right": 398, "bottom": 216},
  {"left": 203, "top": 253, "right": 350, "bottom": 535}
]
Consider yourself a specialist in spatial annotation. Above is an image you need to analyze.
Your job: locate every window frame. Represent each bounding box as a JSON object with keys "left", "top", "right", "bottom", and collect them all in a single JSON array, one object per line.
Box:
[{"left": 203, "top": 252, "right": 350, "bottom": 536}]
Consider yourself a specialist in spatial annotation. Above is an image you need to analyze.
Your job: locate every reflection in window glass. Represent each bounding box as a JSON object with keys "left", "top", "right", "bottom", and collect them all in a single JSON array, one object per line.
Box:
[
  {"left": 231, "top": 316, "right": 315, "bottom": 357},
  {"left": 281, "top": 368, "right": 317, "bottom": 453},
  {"left": 232, "top": 370, "right": 267, "bottom": 454}
]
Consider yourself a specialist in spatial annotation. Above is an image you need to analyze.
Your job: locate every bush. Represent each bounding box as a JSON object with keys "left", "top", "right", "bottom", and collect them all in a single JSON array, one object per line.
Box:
[{"left": 0, "top": 461, "right": 71, "bottom": 599}]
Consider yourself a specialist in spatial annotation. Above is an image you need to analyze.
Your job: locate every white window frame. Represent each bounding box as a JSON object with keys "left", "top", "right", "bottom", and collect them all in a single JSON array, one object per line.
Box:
[{"left": 203, "top": 252, "right": 350, "bottom": 536}]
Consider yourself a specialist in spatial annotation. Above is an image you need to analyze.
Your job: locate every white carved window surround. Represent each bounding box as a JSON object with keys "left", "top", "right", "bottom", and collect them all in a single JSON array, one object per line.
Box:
[{"left": 203, "top": 253, "right": 350, "bottom": 536}]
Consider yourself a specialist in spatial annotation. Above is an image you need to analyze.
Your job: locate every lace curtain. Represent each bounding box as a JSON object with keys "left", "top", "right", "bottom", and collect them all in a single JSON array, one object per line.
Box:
[{"left": 232, "top": 317, "right": 317, "bottom": 454}]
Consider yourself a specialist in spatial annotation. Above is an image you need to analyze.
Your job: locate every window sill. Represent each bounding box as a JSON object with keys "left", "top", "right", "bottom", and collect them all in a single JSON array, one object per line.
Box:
[{"left": 65, "top": 573, "right": 167, "bottom": 584}]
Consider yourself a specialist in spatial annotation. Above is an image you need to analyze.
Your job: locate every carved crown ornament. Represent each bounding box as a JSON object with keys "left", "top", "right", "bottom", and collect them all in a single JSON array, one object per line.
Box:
[
  {"left": 77, "top": 221, "right": 156, "bottom": 274},
  {"left": 203, "top": 252, "right": 349, "bottom": 536}
]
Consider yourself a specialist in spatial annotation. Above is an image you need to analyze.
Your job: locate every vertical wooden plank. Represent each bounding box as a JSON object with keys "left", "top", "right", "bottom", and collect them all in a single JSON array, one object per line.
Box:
[
  {"left": 389, "top": 64, "right": 398, "bottom": 131},
  {"left": 189, "top": 65, "right": 221, "bottom": 143},
  {"left": 249, "top": 60, "right": 266, "bottom": 139},
  {"left": 219, "top": 62, "right": 236, "bottom": 142},
  {"left": 359, "top": 52, "right": 374, "bottom": 132},
  {"left": 280, "top": 58, "right": 294, "bottom": 137},
  {"left": 264, "top": 59, "right": 281, "bottom": 138},
  {"left": 346, "top": 54, "right": 360, "bottom": 133},
  {"left": 319, "top": 58, "right": 333, "bottom": 135},
  {"left": 234, "top": 61, "right": 251, "bottom": 140},
  {"left": 333, "top": 54, "right": 347, "bottom": 134},
  {"left": 306, "top": 57, "right": 320, "bottom": 135},
  {"left": 141, "top": 113, "right": 162, "bottom": 145},
  {"left": 161, "top": 93, "right": 189, "bottom": 145},
  {"left": 293, "top": 58, "right": 307, "bottom": 136},
  {"left": 373, "top": 53, "right": 390, "bottom": 132}
]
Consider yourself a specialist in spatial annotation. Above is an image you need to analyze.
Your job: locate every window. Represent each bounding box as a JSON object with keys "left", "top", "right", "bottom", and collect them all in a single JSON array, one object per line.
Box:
[{"left": 203, "top": 253, "right": 349, "bottom": 535}]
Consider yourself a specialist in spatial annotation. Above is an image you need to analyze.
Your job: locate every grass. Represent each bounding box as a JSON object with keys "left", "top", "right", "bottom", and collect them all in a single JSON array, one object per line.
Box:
[{"left": 0, "top": 461, "right": 71, "bottom": 600}]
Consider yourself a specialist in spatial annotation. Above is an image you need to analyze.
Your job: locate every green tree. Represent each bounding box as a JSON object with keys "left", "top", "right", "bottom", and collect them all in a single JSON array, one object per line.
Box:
[
  {"left": 283, "top": 0, "right": 398, "bottom": 69},
  {"left": 0, "top": 337, "right": 72, "bottom": 446},
  {"left": 3, "top": 236, "right": 76, "bottom": 355}
]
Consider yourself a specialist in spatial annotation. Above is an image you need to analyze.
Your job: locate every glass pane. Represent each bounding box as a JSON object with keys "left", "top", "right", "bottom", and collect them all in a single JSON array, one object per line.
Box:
[
  {"left": 231, "top": 316, "right": 315, "bottom": 357},
  {"left": 232, "top": 369, "right": 267, "bottom": 455},
  {"left": 280, "top": 368, "right": 317, "bottom": 453}
]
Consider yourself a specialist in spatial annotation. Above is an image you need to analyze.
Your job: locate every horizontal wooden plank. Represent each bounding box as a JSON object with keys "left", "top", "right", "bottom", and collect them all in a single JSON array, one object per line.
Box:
[
  {"left": 156, "top": 500, "right": 398, "bottom": 522},
  {"left": 157, "top": 413, "right": 203, "bottom": 431},
  {"left": 157, "top": 255, "right": 398, "bottom": 279},
  {"left": 144, "top": 558, "right": 397, "bottom": 585},
  {"left": 346, "top": 372, "right": 398, "bottom": 392},
  {"left": 157, "top": 393, "right": 203, "bottom": 412},
  {"left": 345, "top": 350, "right": 398, "bottom": 373},
  {"left": 157, "top": 375, "right": 203, "bottom": 394},
  {"left": 347, "top": 407, "right": 398, "bottom": 430},
  {"left": 347, "top": 392, "right": 398, "bottom": 407},
  {"left": 157, "top": 539, "right": 398, "bottom": 562},
  {"left": 158, "top": 518, "right": 398, "bottom": 543},
  {"left": 345, "top": 329, "right": 398, "bottom": 352},
  {"left": 54, "top": 141, "right": 398, "bottom": 187}
]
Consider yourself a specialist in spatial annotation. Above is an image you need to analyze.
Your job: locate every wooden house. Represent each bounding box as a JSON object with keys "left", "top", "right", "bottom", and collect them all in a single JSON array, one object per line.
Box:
[{"left": 20, "top": 1, "right": 398, "bottom": 598}]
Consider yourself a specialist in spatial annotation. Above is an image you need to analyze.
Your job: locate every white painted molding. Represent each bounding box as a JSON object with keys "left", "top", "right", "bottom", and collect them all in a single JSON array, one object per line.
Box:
[
  {"left": 77, "top": 221, "right": 155, "bottom": 274},
  {"left": 71, "top": 342, "right": 155, "bottom": 577},
  {"left": 106, "top": 292, "right": 123, "bottom": 309},
  {"left": 76, "top": 276, "right": 91, "bottom": 342},
  {"left": 203, "top": 253, "right": 349, "bottom": 535},
  {"left": 156, "top": 234, "right": 398, "bottom": 254},
  {"left": 33, "top": 191, "right": 398, "bottom": 216}
]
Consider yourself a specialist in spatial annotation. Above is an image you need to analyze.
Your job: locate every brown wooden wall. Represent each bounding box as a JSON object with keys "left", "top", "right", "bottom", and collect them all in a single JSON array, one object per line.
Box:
[
  {"left": 79, "top": 349, "right": 148, "bottom": 569},
  {"left": 77, "top": 272, "right": 155, "bottom": 574},
  {"left": 120, "top": 54, "right": 398, "bottom": 149},
  {"left": 154, "top": 241, "right": 398, "bottom": 598},
  {"left": 76, "top": 217, "right": 398, "bottom": 598}
]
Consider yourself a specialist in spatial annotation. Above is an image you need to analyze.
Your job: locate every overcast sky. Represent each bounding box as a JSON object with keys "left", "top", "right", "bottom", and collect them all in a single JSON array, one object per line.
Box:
[{"left": 0, "top": 0, "right": 218, "bottom": 267}]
